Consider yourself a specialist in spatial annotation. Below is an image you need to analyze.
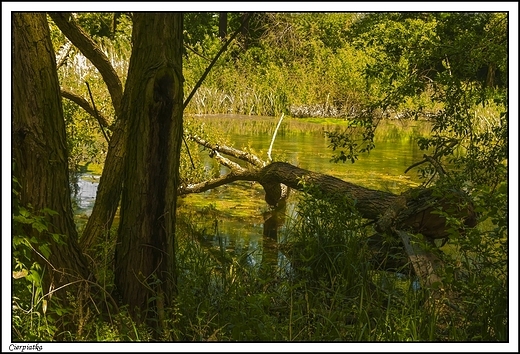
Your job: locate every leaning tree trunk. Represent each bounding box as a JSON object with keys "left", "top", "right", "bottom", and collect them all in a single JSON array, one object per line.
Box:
[
  {"left": 79, "top": 116, "right": 126, "bottom": 249},
  {"left": 114, "top": 13, "right": 183, "bottom": 328},
  {"left": 12, "top": 13, "right": 93, "bottom": 332},
  {"left": 49, "top": 13, "right": 125, "bottom": 251}
]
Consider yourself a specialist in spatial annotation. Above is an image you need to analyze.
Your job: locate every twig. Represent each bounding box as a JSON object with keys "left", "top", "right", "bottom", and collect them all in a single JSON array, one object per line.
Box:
[
  {"left": 61, "top": 89, "right": 110, "bottom": 127},
  {"left": 183, "top": 13, "right": 252, "bottom": 109},
  {"left": 423, "top": 155, "right": 446, "bottom": 177},
  {"left": 404, "top": 157, "right": 428, "bottom": 174},
  {"left": 268, "top": 113, "right": 284, "bottom": 163},
  {"left": 181, "top": 14, "right": 252, "bottom": 170},
  {"left": 184, "top": 43, "right": 211, "bottom": 62},
  {"left": 183, "top": 136, "right": 196, "bottom": 169},
  {"left": 85, "top": 81, "right": 110, "bottom": 143}
]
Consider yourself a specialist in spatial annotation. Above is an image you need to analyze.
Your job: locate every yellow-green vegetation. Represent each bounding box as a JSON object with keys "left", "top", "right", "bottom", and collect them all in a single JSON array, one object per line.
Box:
[{"left": 12, "top": 12, "right": 508, "bottom": 344}]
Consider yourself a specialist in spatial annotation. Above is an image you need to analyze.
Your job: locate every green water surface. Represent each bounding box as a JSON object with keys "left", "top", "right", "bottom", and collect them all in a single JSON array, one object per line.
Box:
[{"left": 178, "top": 115, "right": 431, "bottom": 266}]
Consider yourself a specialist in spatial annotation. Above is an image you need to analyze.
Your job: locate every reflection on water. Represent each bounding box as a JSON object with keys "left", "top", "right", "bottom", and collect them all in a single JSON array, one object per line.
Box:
[
  {"left": 73, "top": 116, "right": 430, "bottom": 273},
  {"left": 180, "top": 117, "right": 428, "bottom": 270},
  {"left": 74, "top": 176, "right": 99, "bottom": 215}
]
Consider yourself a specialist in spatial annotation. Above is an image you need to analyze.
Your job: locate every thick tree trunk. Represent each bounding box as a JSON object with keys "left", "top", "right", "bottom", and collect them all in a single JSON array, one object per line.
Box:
[
  {"left": 50, "top": 13, "right": 126, "bottom": 251},
  {"left": 80, "top": 117, "right": 126, "bottom": 249},
  {"left": 114, "top": 13, "right": 183, "bottom": 326},
  {"left": 12, "top": 13, "right": 93, "bottom": 331}
]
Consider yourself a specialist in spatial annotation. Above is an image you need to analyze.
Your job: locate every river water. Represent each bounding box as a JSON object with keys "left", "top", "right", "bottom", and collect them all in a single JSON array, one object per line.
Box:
[{"left": 74, "top": 115, "right": 431, "bottom": 268}]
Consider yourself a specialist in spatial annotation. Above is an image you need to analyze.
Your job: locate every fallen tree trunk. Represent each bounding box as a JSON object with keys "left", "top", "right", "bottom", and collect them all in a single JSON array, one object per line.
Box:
[
  {"left": 179, "top": 159, "right": 475, "bottom": 240},
  {"left": 181, "top": 134, "right": 477, "bottom": 289}
]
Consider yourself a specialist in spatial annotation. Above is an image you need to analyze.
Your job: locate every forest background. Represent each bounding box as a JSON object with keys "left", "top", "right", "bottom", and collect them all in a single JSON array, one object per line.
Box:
[{"left": 4, "top": 1, "right": 514, "bottom": 352}]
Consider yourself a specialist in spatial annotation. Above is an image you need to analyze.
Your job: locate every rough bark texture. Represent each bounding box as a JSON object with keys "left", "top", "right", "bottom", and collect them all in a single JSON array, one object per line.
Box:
[
  {"left": 12, "top": 12, "right": 92, "bottom": 321},
  {"left": 80, "top": 117, "right": 126, "bottom": 250},
  {"left": 51, "top": 13, "right": 126, "bottom": 251},
  {"left": 257, "top": 162, "right": 399, "bottom": 218},
  {"left": 114, "top": 13, "right": 183, "bottom": 324}
]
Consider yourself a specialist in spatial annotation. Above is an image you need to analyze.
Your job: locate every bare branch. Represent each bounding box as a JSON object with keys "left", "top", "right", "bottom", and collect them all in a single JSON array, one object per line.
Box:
[
  {"left": 423, "top": 155, "right": 446, "bottom": 177},
  {"left": 188, "top": 134, "right": 265, "bottom": 168},
  {"left": 212, "top": 150, "right": 245, "bottom": 172},
  {"left": 49, "top": 12, "right": 123, "bottom": 117},
  {"left": 404, "top": 157, "right": 427, "bottom": 174},
  {"left": 184, "top": 44, "right": 211, "bottom": 61},
  {"left": 85, "top": 81, "right": 111, "bottom": 143},
  {"left": 56, "top": 41, "right": 73, "bottom": 70},
  {"left": 179, "top": 169, "right": 255, "bottom": 195},
  {"left": 61, "top": 88, "right": 110, "bottom": 127},
  {"left": 268, "top": 113, "right": 284, "bottom": 162},
  {"left": 183, "top": 13, "right": 252, "bottom": 110}
]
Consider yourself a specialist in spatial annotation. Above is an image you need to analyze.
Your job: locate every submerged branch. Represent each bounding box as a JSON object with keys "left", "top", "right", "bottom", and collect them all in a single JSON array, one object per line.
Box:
[
  {"left": 184, "top": 135, "right": 477, "bottom": 242},
  {"left": 188, "top": 133, "right": 265, "bottom": 167}
]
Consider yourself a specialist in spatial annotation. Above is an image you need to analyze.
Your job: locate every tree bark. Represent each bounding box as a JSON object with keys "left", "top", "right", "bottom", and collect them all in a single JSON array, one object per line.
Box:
[
  {"left": 181, "top": 137, "right": 477, "bottom": 241},
  {"left": 241, "top": 13, "right": 250, "bottom": 49},
  {"left": 51, "top": 13, "right": 126, "bottom": 251},
  {"left": 12, "top": 13, "right": 93, "bottom": 332},
  {"left": 49, "top": 12, "right": 123, "bottom": 116},
  {"left": 114, "top": 13, "right": 183, "bottom": 327},
  {"left": 219, "top": 12, "right": 227, "bottom": 39},
  {"left": 80, "top": 116, "right": 126, "bottom": 250}
]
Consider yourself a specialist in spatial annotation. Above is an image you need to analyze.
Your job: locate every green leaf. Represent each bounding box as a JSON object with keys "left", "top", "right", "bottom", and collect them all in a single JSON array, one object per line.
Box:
[
  {"left": 39, "top": 244, "right": 51, "bottom": 259},
  {"left": 51, "top": 233, "right": 65, "bottom": 245},
  {"left": 13, "top": 214, "right": 32, "bottom": 225},
  {"left": 32, "top": 221, "right": 48, "bottom": 233},
  {"left": 27, "top": 269, "right": 41, "bottom": 284},
  {"left": 42, "top": 208, "right": 59, "bottom": 216},
  {"left": 19, "top": 208, "right": 30, "bottom": 218}
]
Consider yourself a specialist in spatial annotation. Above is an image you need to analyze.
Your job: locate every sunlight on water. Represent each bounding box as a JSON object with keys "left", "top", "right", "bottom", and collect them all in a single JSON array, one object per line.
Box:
[
  {"left": 74, "top": 115, "right": 431, "bottom": 268},
  {"left": 74, "top": 176, "right": 99, "bottom": 215}
]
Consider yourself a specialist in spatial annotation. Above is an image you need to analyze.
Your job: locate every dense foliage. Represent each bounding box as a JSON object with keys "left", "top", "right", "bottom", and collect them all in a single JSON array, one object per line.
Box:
[{"left": 12, "top": 12, "right": 509, "bottom": 343}]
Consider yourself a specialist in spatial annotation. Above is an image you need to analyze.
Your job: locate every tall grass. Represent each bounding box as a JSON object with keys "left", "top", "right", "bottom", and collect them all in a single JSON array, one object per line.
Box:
[
  {"left": 170, "top": 188, "right": 444, "bottom": 341},
  {"left": 13, "top": 186, "right": 507, "bottom": 341}
]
